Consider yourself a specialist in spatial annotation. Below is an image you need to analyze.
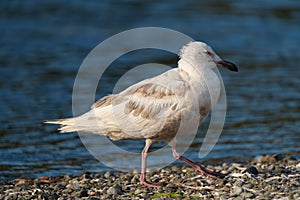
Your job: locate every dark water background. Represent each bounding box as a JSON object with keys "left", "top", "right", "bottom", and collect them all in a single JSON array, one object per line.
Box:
[{"left": 0, "top": 0, "right": 299, "bottom": 180}]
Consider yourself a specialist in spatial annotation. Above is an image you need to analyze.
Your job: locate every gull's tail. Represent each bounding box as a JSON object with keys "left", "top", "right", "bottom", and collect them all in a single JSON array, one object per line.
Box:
[
  {"left": 44, "top": 110, "right": 109, "bottom": 135},
  {"left": 44, "top": 118, "right": 78, "bottom": 133},
  {"left": 44, "top": 109, "right": 131, "bottom": 140}
]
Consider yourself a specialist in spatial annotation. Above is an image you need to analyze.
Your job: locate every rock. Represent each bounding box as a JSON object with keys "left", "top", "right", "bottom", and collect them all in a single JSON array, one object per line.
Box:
[
  {"left": 4, "top": 192, "right": 18, "bottom": 200},
  {"left": 107, "top": 185, "right": 121, "bottom": 195},
  {"left": 134, "top": 189, "right": 143, "bottom": 195},
  {"left": 79, "top": 189, "right": 88, "bottom": 197},
  {"left": 171, "top": 165, "right": 179, "bottom": 172},
  {"left": 82, "top": 173, "right": 91, "bottom": 180},
  {"left": 50, "top": 193, "right": 60, "bottom": 199},
  {"left": 233, "top": 180, "right": 243, "bottom": 187},
  {"left": 131, "top": 174, "right": 139, "bottom": 184},
  {"left": 243, "top": 183, "right": 254, "bottom": 189},
  {"left": 244, "top": 166, "right": 259, "bottom": 175},
  {"left": 38, "top": 192, "right": 49, "bottom": 200},
  {"left": 231, "top": 186, "right": 243, "bottom": 196},
  {"left": 89, "top": 197, "right": 100, "bottom": 200},
  {"left": 54, "top": 183, "right": 65, "bottom": 190},
  {"left": 104, "top": 172, "right": 111, "bottom": 179},
  {"left": 66, "top": 180, "right": 80, "bottom": 190},
  {"left": 293, "top": 192, "right": 300, "bottom": 199},
  {"left": 273, "top": 154, "right": 285, "bottom": 161},
  {"left": 242, "top": 192, "right": 255, "bottom": 198}
]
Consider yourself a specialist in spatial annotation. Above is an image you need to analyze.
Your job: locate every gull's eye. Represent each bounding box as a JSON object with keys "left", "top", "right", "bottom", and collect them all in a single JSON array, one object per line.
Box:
[{"left": 204, "top": 51, "right": 214, "bottom": 56}]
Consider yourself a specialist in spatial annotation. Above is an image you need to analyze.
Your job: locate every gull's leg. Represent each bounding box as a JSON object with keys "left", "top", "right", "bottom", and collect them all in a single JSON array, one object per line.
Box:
[
  {"left": 169, "top": 140, "right": 225, "bottom": 178},
  {"left": 140, "top": 139, "right": 162, "bottom": 188}
]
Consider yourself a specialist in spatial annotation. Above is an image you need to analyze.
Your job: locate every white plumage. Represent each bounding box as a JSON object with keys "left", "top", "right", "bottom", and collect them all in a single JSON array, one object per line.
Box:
[{"left": 45, "top": 41, "right": 238, "bottom": 187}]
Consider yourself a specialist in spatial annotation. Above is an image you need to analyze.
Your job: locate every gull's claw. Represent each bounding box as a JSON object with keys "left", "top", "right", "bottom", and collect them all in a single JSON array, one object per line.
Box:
[
  {"left": 140, "top": 180, "right": 162, "bottom": 188},
  {"left": 195, "top": 165, "right": 225, "bottom": 178}
]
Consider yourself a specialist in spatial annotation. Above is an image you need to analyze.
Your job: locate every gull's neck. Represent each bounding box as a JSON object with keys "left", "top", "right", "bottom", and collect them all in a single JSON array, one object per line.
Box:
[
  {"left": 177, "top": 57, "right": 222, "bottom": 108},
  {"left": 177, "top": 58, "right": 209, "bottom": 79}
]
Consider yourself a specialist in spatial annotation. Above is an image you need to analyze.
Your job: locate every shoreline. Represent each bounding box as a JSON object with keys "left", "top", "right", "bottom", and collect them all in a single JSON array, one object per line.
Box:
[{"left": 1, "top": 153, "right": 299, "bottom": 199}]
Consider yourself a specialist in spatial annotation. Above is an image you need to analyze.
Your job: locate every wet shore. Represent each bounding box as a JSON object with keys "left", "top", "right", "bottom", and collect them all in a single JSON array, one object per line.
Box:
[{"left": 1, "top": 153, "right": 299, "bottom": 199}]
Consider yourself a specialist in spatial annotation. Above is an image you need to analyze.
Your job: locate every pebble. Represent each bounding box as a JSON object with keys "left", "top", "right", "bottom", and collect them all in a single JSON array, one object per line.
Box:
[
  {"left": 89, "top": 197, "right": 100, "bottom": 200},
  {"left": 243, "top": 183, "right": 254, "bottom": 189},
  {"left": 104, "top": 171, "right": 111, "bottom": 179},
  {"left": 67, "top": 180, "right": 80, "bottom": 190},
  {"left": 233, "top": 180, "right": 243, "bottom": 187},
  {"left": 79, "top": 189, "right": 88, "bottom": 197},
  {"left": 171, "top": 165, "right": 180, "bottom": 172},
  {"left": 244, "top": 166, "right": 259, "bottom": 175},
  {"left": 54, "top": 183, "right": 65, "bottom": 190},
  {"left": 134, "top": 189, "right": 143, "bottom": 195},
  {"left": 231, "top": 186, "right": 243, "bottom": 196},
  {"left": 242, "top": 192, "right": 255, "bottom": 198},
  {"left": 107, "top": 185, "right": 121, "bottom": 195},
  {"left": 0, "top": 153, "right": 298, "bottom": 200},
  {"left": 130, "top": 174, "right": 139, "bottom": 184}
]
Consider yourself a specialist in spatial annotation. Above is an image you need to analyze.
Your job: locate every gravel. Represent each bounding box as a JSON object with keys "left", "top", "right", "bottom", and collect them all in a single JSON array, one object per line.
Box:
[{"left": 1, "top": 153, "right": 299, "bottom": 199}]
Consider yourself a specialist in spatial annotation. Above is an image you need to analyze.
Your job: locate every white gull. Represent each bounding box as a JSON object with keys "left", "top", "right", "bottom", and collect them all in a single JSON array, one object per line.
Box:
[{"left": 45, "top": 41, "right": 238, "bottom": 187}]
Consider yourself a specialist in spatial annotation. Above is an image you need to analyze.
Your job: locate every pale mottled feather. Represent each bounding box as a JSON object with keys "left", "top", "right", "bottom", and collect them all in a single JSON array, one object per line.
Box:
[{"left": 45, "top": 41, "right": 226, "bottom": 142}]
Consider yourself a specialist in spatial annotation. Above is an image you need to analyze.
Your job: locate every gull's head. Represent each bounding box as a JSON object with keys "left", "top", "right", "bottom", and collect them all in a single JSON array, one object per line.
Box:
[{"left": 179, "top": 41, "right": 238, "bottom": 72}]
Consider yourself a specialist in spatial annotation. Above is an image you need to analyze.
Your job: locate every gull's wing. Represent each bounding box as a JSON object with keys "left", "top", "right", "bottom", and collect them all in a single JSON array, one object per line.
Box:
[{"left": 91, "top": 69, "right": 194, "bottom": 140}]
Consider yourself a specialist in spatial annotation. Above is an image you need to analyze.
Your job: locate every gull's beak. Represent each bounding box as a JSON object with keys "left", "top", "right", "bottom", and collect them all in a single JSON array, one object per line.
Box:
[{"left": 215, "top": 60, "right": 238, "bottom": 72}]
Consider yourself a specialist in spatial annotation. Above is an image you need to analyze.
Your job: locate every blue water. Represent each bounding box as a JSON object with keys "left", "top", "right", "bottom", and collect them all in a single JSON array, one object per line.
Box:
[{"left": 0, "top": 0, "right": 300, "bottom": 180}]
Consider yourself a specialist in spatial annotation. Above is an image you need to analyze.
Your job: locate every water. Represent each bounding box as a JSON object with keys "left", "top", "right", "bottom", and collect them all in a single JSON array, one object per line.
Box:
[{"left": 0, "top": 0, "right": 300, "bottom": 180}]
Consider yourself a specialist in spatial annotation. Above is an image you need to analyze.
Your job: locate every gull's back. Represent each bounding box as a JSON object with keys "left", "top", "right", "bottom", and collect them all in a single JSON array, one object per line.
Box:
[
  {"left": 47, "top": 67, "right": 209, "bottom": 142},
  {"left": 45, "top": 41, "right": 226, "bottom": 142}
]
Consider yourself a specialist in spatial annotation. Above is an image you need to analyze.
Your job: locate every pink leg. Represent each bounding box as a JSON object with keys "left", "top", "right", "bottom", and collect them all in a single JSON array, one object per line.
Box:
[
  {"left": 140, "top": 139, "right": 162, "bottom": 188},
  {"left": 170, "top": 142, "right": 225, "bottom": 178}
]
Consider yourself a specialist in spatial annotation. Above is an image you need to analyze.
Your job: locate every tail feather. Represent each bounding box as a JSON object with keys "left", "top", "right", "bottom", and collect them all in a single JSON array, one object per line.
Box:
[
  {"left": 44, "top": 109, "right": 120, "bottom": 136},
  {"left": 58, "top": 124, "right": 78, "bottom": 133},
  {"left": 44, "top": 118, "right": 75, "bottom": 125},
  {"left": 44, "top": 112, "right": 108, "bottom": 135},
  {"left": 44, "top": 118, "right": 77, "bottom": 133}
]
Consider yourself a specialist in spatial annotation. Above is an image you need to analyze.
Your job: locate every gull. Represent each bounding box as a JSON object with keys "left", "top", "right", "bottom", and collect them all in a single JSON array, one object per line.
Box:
[{"left": 45, "top": 41, "right": 238, "bottom": 187}]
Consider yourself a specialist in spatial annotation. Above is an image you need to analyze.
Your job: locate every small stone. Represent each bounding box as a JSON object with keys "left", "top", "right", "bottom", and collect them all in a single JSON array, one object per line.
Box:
[
  {"left": 66, "top": 180, "right": 80, "bottom": 190},
  {"left": 63, "top": 175, "right": 71, "bottom": 181},
  {"left": 233, "top": 180, "right": 243, "bottom": 187},
  {"left": 79, "top": 189, "right": 88, "bottom": 197},
  {"left": 171, "top": 165, "right": 179, "bottom": 172},
  {"left": 231, "top": 186, "right": 243, "bottom": 196},
  {"left": 82, "top": 173, "right": 91, "bottom": 180},
  {"left": 38, "top": 193, "right": 49, "bottom": 200},
  {"left": 273, "top": 154, "right": 284, "bottom": 161},
  {"left": 268, "top": 164, "right": 275, "bottom": 171},
  {"left": 134, "top": 189, "right": 142, "bottom": 195},
  {"left": 293, "top": 192, "right": 300, "bottom": 199},
  {"left": 232, "top": 196, "right": 243, "bottom": 200},
  {"left": 90, "top": 197, "right": 100, "bottom": 200},
  {"left": 5, "top": 192, "right": 18, "bottom": 200},
  {"left": 242, "top": 192, "right": 255, "bottom": 198},
  {"left": 102, "top": 188, "right": 108, "bottom": 195},
  {"left": 243, "top": 183, "right": 254, "bottom": 189},
  {"left": 104, "top": 171, "right": 111, "bottom": 179},
  {"left": 244, "top": 166, "right": 259, "bottom": 175},
  {"left": 221, "top": 170, "right": 228, "bottom": 175},
  {"left": 54, "top": 183, "right": 65, "bottom": 190},
  {"left": 50, "top": 193, "right": 60, "bottom": 199},
  {"left": 107, "top": 185, "right": 121, "bottom": 195},
  {"left": 131, "top": 174, "right": 139, "bottom": 184}
]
